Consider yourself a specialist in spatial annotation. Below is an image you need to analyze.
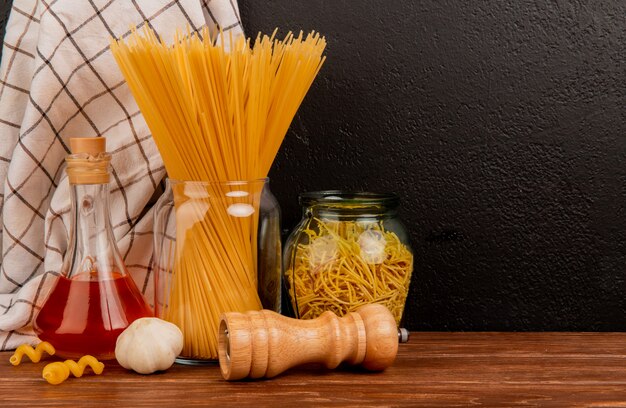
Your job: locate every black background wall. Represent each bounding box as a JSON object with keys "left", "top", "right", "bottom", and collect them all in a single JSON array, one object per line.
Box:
[{"left": 1, "top": 1, "right": 625, "bottom": 331}]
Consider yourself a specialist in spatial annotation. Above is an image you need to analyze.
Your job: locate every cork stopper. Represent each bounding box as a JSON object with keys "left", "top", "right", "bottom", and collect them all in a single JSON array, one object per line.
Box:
[
  {"left": 70, "top": 137, "right": 106, "bottom": 155},
  {"left": 66, "top": 137, "right": 110, "bottom": 184}
]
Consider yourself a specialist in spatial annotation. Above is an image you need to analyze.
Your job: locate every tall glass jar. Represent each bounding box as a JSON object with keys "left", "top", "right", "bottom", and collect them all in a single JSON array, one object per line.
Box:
[
  {"left": 284, "top": 191, "right": 413, "bottom": 326},
  {"left": 153, "top": 178, "right": 281, "bottom": 364}
]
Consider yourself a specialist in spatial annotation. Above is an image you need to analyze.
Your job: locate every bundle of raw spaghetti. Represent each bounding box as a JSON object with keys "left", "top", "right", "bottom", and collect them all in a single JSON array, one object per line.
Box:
[{"left": 110, "top": 27, "right": 326, "bottom": 359}]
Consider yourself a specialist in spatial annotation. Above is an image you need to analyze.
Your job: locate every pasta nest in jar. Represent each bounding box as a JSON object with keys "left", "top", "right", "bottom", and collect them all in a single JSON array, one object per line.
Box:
[{"left": 287, "top": 219, "right": 413, "bottom": 325}]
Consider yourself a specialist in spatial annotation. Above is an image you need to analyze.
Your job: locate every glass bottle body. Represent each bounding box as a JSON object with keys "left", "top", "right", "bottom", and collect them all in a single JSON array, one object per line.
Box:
[
  {"left": 35, "top": 160, "right": 152, "bottom": 360},
  {"left": 153, "top": 178, "right": 281, "bottom": 363},
  {"left": 284, "top": 191, "right": 414, "bottom": 326}
]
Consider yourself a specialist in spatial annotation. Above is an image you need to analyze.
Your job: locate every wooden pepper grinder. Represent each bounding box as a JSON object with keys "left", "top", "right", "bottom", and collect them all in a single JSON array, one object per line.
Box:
[{"left": 218, "top": 304, "right": 408, "bottom": 380}]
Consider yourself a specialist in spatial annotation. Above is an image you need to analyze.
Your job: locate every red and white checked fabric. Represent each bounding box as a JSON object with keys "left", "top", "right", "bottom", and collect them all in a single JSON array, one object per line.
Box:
[{"left": 0, "top": 0, "right": 242, "bottom": 350}]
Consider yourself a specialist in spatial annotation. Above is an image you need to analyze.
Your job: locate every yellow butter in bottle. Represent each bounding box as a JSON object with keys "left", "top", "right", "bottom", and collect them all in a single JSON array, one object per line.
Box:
[{"left": 284, "top": 191, "right": 414, "bottom": 325}]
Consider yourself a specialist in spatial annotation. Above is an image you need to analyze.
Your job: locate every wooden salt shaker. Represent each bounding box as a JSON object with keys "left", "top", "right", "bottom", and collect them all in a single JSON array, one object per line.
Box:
[{"left": 218, "top": 304, "right": 407, "bottom": 380}]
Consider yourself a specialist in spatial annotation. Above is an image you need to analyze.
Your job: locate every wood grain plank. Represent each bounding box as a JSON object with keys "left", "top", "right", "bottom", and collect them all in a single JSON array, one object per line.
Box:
[{"left": 1, "top": 333, "right": 626, "bottom": 406}]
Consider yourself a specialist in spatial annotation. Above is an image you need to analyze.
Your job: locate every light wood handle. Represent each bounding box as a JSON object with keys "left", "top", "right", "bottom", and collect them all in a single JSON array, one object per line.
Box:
[{"left": 218, "top": 304, "right": 398, "bottom": 380}]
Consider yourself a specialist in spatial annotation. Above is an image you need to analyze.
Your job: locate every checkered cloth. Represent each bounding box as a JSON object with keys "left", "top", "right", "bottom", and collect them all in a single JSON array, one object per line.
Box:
[{"left": 0, "top": 0, "right": 242, "bottom": 350}]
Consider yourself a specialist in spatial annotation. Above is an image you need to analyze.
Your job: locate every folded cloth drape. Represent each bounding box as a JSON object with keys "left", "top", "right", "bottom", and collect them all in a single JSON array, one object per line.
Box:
[{"left": 0, "top": 0, "right": 243, "bottom": 350}]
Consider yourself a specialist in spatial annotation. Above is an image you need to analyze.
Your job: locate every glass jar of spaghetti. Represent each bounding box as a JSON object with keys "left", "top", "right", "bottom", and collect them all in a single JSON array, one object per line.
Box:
[
  {"left": 152, "top": 178, "right": 281, "bottom": 364},
  {"left": 284, "top": 191, "right": 413, "bottom": 326}
]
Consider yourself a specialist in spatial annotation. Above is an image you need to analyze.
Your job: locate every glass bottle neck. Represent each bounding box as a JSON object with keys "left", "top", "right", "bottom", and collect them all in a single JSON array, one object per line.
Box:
[{"left": 64, "top": 182, "right": 124, "bottom": 280}]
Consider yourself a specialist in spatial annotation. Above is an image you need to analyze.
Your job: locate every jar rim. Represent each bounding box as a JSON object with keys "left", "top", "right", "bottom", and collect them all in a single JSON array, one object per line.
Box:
[
  {"left": 299, "top": 191, "right": 399, "bottom": 208},
  {"left": 166, "top": 177, "right": 269, "bottom": 187}
]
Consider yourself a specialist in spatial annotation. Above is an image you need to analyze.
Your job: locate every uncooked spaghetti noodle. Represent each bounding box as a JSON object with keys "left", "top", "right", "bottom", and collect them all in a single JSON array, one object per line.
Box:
[
  {"left": 110, "top": 27, "right": 326, "bottom": 359},
  {"left": 286, "top": 219, "right": 413, "bottom": 325}
]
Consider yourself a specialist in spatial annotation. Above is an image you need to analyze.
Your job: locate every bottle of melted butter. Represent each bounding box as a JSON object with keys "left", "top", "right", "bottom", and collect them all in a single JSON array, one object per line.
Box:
[{"left": 34, "top": 137, "right": 152, "bottom": 360}]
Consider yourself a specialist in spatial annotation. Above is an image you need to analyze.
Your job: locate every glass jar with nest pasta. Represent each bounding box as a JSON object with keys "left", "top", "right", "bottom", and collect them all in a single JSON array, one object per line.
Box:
[{"left": 284, "top": 191, "right": 413, "bottom": 326}]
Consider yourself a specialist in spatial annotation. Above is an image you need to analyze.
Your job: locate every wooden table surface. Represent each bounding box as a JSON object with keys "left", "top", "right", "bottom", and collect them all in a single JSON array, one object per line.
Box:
[{"left": 1, "top": 332, "right": 626, "bottom": 407}]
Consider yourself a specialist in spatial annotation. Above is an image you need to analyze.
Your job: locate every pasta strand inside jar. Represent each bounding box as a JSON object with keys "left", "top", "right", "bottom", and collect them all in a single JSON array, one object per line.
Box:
[{"left": 286, "top": 218, "right": 413, "bottom": 325}]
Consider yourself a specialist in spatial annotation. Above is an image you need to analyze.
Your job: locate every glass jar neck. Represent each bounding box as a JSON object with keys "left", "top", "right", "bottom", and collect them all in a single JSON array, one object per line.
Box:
[
  {"left": 64, "top": 182, "right": 123, "bottom": 280},
  {"left": 300, "top": 191, "right": 400, "bottom": 220},
  {"left": 303, "top": 205, "right": 398, "bottom": 220}
]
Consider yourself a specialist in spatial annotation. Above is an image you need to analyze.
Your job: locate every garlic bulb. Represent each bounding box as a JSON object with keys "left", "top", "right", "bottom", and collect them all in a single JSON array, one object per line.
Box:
[{"left": 115, "top": 317, "right": 183, "bottom": 374}]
